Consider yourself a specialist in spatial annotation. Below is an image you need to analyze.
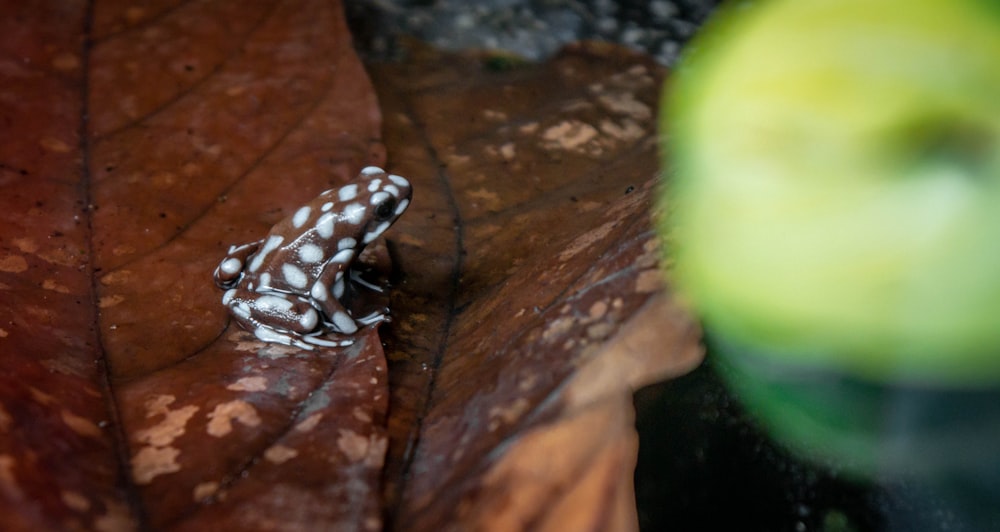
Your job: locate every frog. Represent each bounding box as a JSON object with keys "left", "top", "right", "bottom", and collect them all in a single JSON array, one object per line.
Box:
[{"left": 214, "top": 166, "right": 412, "bottom": 350}]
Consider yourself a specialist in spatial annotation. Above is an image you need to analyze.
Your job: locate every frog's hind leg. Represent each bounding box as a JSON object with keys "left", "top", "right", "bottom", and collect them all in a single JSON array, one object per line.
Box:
[
  {"left": 308, "top": 266, "right": 361, "bottom": 336},
  {"left": 251, "top": 323, "right": 318, "bottom": 351},
  {"left": 222, "top": 288, "right": 325, "bottom": 350}
]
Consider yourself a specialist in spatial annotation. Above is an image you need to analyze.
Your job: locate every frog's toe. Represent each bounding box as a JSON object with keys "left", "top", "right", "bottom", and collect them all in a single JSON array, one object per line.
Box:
[
  {"left": 354, "top": 310, "right": 389, "bottom": 326},
  {"left": 349, "top": 270, "right": 385, "bottom": 293}
]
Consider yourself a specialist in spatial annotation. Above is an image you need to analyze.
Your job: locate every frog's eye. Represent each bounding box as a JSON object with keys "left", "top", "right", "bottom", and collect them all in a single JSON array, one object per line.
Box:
[{"left": 375, "top": 198, "right": 397, "bottom": 221}]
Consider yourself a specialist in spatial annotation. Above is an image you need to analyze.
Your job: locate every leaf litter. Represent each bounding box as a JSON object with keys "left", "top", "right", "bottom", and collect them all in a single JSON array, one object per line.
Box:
[{"left": 0, "top": 1, "right": 701, "bottom": 530}]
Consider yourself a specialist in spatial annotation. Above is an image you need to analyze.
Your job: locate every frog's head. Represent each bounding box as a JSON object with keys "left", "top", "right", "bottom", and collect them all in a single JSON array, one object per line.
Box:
[{"left": 355, "top": 166, "right": 412, "bottom": 245}]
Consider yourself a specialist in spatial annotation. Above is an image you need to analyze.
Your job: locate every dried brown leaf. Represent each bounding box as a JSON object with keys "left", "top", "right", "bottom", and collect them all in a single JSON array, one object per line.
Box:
[
  {"left": 0, "top": 1, "right": 702, "bottom": 530},
  {"left": 371, "top": 43, "right": 703, "bottom": 531},
  {"left": 2, "top": 1, "right": 387, "bottom": 530}
]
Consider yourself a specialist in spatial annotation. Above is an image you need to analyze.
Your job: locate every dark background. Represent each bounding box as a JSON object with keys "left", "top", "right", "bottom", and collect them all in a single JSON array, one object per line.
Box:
[{"left": 345, "top": 0, "right": 721, "bottom": 65}]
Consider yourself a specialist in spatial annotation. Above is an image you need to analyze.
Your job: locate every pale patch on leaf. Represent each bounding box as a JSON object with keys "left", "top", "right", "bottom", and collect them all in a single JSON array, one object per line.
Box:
[
  {"left": 132, "top": 446, "right": 182, "bottom": 485},
  {"left": 206, "top": 400, "right": 262, "bottom": 437}
]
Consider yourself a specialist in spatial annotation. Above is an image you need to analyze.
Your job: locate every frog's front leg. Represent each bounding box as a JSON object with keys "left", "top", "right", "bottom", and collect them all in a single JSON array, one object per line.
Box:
[
  {"left": 347, "top": 270, "right": 392, "bottom": 324},
  {"left": 308, "top": 261, "right": 360, "bottom": 336},
  {"left": 222, "top": 286, "right": 330, "bottom": 350},
  {"left": 214, "top": 240, "right": 262, "bottom": 289},
  {"left": 311, "top": 265, "right": 392, "bottom": 336}
]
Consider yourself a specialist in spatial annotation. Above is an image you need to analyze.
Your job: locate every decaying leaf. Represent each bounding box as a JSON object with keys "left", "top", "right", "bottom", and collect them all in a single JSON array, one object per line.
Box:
[
  {"left": 0, "top": 1, "right": 701, "bottom": 530},
  {"left": 1, "top": 2, "right": 133, "bottom": 530},
  {"left": 3, "top": 0, "right": 388, "bottom": 530},
  {"left": 372, "top": 43, "right": 702, "bottom": 530}
]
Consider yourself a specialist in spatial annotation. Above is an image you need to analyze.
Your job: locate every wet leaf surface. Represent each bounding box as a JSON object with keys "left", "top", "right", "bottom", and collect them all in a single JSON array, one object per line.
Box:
[
  {"left": 4, "top": 1, "right": 387, "bottom": 530},
  {"left": 371, "top": 43, "right": 702, "bottom": 530},
  {"left": 0, "top": 1, "right": 701, "bottom": 530}
]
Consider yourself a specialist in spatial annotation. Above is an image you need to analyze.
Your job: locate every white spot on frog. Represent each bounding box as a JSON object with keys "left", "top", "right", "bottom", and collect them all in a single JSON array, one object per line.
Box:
[
  {"left": 332, "top": 279, "right": 346, "bottom": 299},
  {"left": 338, "top": 184, "right": 358, "bottom": 202},
  {"left": 291, "top": 206, "right": 311, "bottom": 229},
  {"left": 395, "top": 198, "right": 409, "bottom": 216},
  {"left": 310, "top": 281, "right": 328, "bottom": 301},
  {"left": 315, "top": 213, "right": 336, "bottom": 239},
  {"left": 332, "top": 311, "right": 357, "bottom": 334},
  {"left": 248, "top": 235, "right": 284, "bottom": 273},
  {"left": 255, "top": 294, "right": 295, "bottom": 313},
  {"left": 219, "top": 257, "right": 242, "bottom": 275},
  {"left": 369, "top": 191, "right": 390, "bottom": 206},
  {"left": 299, "top": 309, "right": 318, "bottom": 330},
  {"left": 363, "top": 222, "right": 390, "bottom": 244},
  {"left": 329, "top": 248, "right": 353, "bottom": 266},
  {"left": 297, "top": 243, "right": 324, "bottom": 264},
  {"left": 281, "top": 263, "right": 308, "bottom": 288},
  {"left": 342, "top": 203, "right": 365, "bottom": 225}
]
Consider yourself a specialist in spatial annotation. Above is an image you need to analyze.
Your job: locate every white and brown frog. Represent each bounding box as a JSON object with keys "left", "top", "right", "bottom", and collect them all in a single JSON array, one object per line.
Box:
[{"left": 214, "top": 166, "right": 412, "bottom": 350}]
